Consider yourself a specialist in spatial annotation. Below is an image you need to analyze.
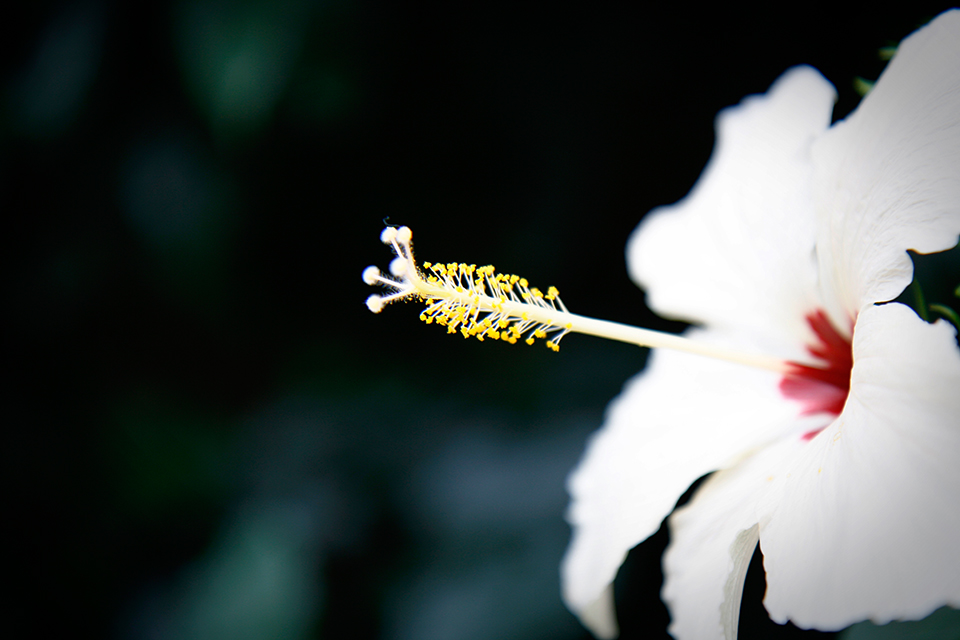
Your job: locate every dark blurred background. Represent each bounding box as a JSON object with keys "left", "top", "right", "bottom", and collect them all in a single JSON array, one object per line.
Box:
[{"left": 5, "top": 3, "right": 958, "bottom": 639}]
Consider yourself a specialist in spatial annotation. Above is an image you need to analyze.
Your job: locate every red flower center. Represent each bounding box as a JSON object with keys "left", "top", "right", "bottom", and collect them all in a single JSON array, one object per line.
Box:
[{"left": 779, "top": 310, "right": 853, "bottom": 437}]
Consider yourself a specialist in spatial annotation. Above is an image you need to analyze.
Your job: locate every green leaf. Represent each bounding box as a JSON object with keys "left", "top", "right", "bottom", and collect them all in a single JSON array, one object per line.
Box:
[{"left": 839, "top": 606, "right": 960, "bottom": 640}]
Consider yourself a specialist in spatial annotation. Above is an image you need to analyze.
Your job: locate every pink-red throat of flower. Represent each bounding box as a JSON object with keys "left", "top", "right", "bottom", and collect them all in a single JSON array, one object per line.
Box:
[{"left": 779, "top": 310, "right": 853, "bottom": 438}]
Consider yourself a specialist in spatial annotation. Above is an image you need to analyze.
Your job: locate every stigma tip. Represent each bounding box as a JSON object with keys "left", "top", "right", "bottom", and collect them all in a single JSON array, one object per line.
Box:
[
  {"left": 366, "top": 294, "right": 384, "bottom": 313},
  {"left": 390, "top": 257, "right": 408, "bottom": 276},
  {"left": 362, "top": 266, "right": 380, "bottom": 285}
]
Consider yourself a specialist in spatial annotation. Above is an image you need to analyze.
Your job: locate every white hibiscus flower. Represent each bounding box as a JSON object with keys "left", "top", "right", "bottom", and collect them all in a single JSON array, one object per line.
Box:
[
  {"left": 362, "top": 10, "right": 960, "bottom": 640},
  {"left": 562, "top": 10, "right": 960, "bottom": 640}
]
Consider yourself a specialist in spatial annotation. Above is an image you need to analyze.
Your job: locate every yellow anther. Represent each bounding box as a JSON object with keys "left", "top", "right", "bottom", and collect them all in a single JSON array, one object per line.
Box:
[{"left": 365, "top": 226, "right": 577, "bottom": 352}]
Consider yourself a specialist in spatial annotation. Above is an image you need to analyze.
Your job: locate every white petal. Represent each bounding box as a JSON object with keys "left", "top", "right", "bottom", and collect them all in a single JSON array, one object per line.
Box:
[
  {"left": 562, "top": 330, "right": 822, "bottom": 634},
  {"left": 813, "top": 10, "right": 960, "bottom": 323},
  {"left": 663, "top": 431, "right": 811, "bottom": 640},
  {"left": 667, "top": 520, "right": 758, "bottom": 640},
  {"left": 760, "top": 303, "right": 960, "bottom": 629},
  {"left": 628, "top": 66, "right": 835, "bottom": 359},
  {"left": 577, "top": 585, "right": 618, "bottom": 640}
]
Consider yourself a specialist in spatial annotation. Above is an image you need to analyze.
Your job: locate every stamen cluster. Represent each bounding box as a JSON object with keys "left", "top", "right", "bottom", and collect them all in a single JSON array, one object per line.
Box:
[{"left": 363, "top": 226, "right": 573, "bottom": 350}]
